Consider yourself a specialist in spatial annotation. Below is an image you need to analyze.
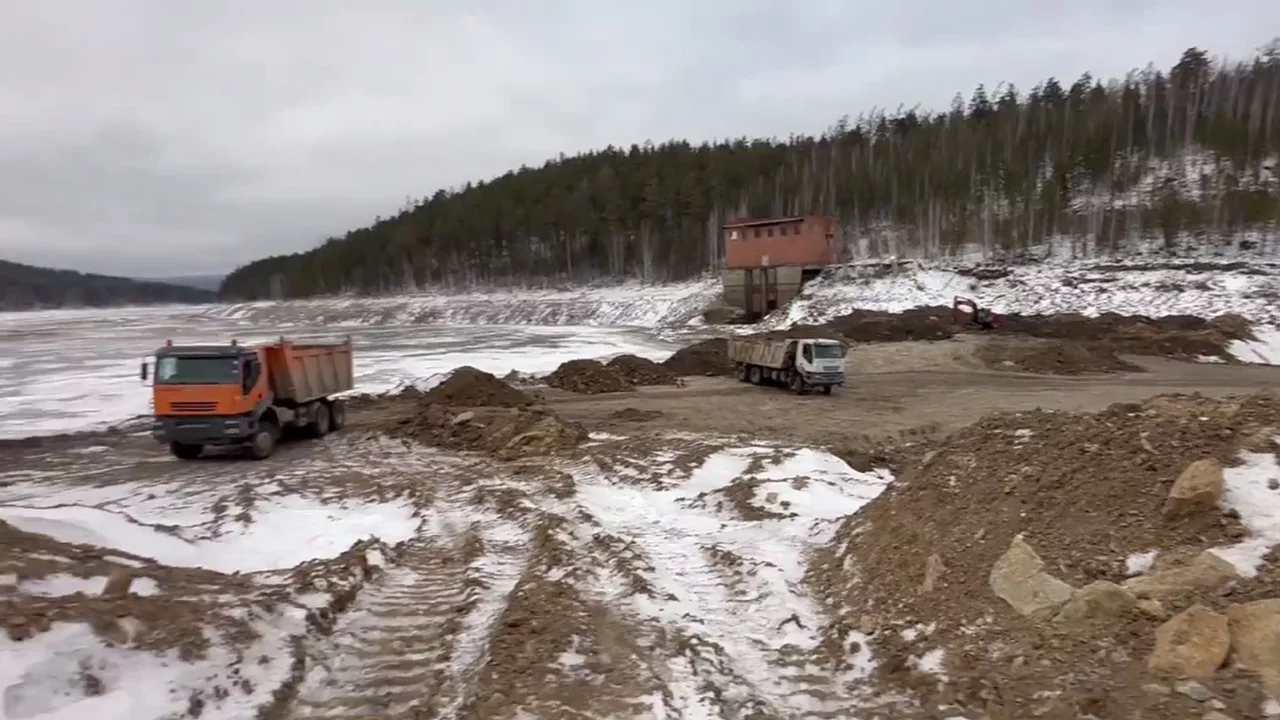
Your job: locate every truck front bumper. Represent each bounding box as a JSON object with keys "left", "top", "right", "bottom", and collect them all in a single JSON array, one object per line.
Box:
[
  {"left": 803, "top": 372, "right": 845, "bottom": 386},
  {"left": 153, "top": 415, "right": 258, "bottom": 446}
]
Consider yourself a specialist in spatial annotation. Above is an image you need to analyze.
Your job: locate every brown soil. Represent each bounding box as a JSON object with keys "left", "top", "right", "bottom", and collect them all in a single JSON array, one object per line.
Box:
[
  {"left": 387, "top": 403, "right": 587, "bottom": 460},
  {"left": 609, "top": 407, "right": 665, "bottom": 423},
  {"left": 997, "top": 311, "right": 1255, "bottom": 361},
  {"left": 809, "top": 390, "right": 1280, "bottom": 719},
  {"left": 545, "top": 359, "right": 635, "bottom": 394},
  {"left": 824, "top": 306, "right": 957, "bottom": 342},
  {"left": 421, "top": 366, "right": 534, "bottom": 407},
  {"left": 976, "top": 337, "right": 1146, "bottom": 375},
  {"left": 604, "top": 354, "right": 680, "bottom": 386},
  {"left": 660, "top": 338, "right": 735, "bottom": 377}
]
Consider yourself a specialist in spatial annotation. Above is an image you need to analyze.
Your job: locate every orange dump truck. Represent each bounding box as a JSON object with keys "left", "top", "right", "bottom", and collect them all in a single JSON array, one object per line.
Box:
[{"left": 142, "top": 336, "right": 355, "bottom": 461}]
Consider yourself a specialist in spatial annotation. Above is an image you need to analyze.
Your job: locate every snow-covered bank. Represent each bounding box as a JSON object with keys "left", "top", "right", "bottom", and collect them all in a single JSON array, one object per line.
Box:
[
  {"left": 208, "top": 278, "right": 721, "bottom": 328},
  {"left": 767, "top": 257, "right": 1280, "bottom": 328}
]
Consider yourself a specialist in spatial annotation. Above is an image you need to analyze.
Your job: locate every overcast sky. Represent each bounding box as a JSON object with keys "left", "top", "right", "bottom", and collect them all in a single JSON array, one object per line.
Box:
[{"left": 1, "top": 1, "right": 1276, "bottom": 278}]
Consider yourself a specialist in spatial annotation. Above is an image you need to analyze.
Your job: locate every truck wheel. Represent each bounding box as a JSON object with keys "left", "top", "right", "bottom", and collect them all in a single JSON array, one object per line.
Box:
[
  {"left": 790, "top": 374, "right": 806, "bottom": 394},
  {"left": 328, "top": 399, "right": 347, "bottom": 431},
  {"left": 748, "top": 366, "right": 763, "bottom": 385},
  {"left": 308, "top": 403, "right": 331, "bottom": 439},
  {"left": 247, "top": 422, "right": 279, "bottom": 461},
  {"left": 821, "top": 385, "right": 833, "bottom": 395},
  {"left": 735, "top": 364, "right": 749, "bottom": 382},
  {"left": 169, "top": 442, "right": 202, "bottom": 460}
]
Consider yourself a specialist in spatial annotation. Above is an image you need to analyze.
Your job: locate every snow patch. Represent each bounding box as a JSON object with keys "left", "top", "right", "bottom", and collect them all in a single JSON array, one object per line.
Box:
[
  {"left": 1125, "top": 551, "right": 1158, "bottom": 576},
  {"left": 1209, "top": 446, "right": 1280, "bottom": 577},
  {"left": 0, "top": 618, "right": 299, "bottom": 720},
  {"left": 11, "top": 574, "right": 160, "bottom": 598},
  {"left": 0, "top": 496, "right": 419, "bottom": 574},
  {"left": 1229, "top": 326, "right": 1280, "bottom": 365}
]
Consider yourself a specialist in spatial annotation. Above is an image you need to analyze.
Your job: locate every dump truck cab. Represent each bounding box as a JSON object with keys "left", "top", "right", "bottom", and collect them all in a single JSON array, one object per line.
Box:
[{"left": 144, "top": 336, "right": 353, "bottom": 461}]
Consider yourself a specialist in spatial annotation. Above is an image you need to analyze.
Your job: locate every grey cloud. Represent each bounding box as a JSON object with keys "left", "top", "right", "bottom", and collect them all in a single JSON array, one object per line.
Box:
[{"left": 1, "top": 0, "right": 1276, "bottom": 276}]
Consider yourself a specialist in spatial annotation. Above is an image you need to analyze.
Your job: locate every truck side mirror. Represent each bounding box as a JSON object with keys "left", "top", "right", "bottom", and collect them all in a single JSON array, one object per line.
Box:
[{"left": 140, "top": 361, "right": 149, "bottom": 382}]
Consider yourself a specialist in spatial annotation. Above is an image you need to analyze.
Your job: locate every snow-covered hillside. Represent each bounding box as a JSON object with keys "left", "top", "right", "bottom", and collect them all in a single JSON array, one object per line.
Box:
[{"left": 767, "top": 256, "right": 1280, "bottom": 328}]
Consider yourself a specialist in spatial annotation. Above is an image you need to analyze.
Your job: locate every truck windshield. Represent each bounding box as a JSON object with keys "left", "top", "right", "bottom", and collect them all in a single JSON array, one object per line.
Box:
[
  {"left": 812, "top": 344, "right": 844, "bottom": 359},
  {"left": 155, "top": 355, "right": 241, "bottom": 385}
]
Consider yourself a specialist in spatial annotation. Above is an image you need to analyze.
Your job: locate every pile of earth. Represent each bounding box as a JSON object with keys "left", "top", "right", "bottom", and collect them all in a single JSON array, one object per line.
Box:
[
  {"left": 975, "top": 337, "right": 1145, "bottom": 375},
  {"left": 605, "top": 354, "right": 680, "bottom": 386},
  {"left": 423, "top": 366, "right": 536, "bottom": 407},
  {"left": 822, "top": 306, "right": 957, "bottom": 343},
  {"left": 660, "top": 338, "right": 735, "bottom": 377},
  {"left": 809, "top": 390, "right": 1280, "bottom": 718},
  {"left": 545, "top": 359, "right": 635, "bottom": 394},
  {"left": 997, "top": 311, "right": 1255, "bottom": 361},
  {"left": 390, "top": 402, "right": 587, "bottom": 461}
]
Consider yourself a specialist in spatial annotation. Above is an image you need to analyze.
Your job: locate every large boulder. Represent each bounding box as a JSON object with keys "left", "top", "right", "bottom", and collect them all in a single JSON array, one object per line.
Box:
[
  {"left": 1123, "top": 551, "right": 1239, "bottom": 600},
  {"left": 1052, "top": 580, "right": 1136, "bottom": 628},
  {"left": 1225, "top": 599, "right": 1280, "bottom": 698},
  {"left": 989, "top": 534, "right": 1075, "bottom": 621},
  {"left": 1162, "top": 458, "right": 1225, "bottom": 521},
  {"left": 1148, "top": 604, "right": 1230, "bottom": 679}
]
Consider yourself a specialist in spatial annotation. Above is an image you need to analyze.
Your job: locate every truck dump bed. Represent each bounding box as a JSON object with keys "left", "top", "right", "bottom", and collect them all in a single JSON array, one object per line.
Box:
[
  {"left": 264, "top": 338, "right": 354, "bottom": 403},
  {"left": 726, "top": 338, "right": 793, "bottom": 369}
]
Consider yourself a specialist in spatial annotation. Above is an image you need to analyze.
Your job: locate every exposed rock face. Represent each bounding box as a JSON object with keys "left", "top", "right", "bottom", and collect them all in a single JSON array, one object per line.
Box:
[
  {"left": 1052, "top": 580, "right": 1136, "bottom": 627},
  {"left": 1147, "top": 604, "right": 1230, "bottom": 679},
  {"left": 1123, "top": 550, "right": 1239, "bottom": 600},
  {"left": 1162, "top": 458, "right": 1225, "bottom": 520},
  {"left": 988, "top": 534, "right": 1074, "bottom": 621},
  {"left": 1225, "top": 599, "right": 1280, "bottom": 698}
]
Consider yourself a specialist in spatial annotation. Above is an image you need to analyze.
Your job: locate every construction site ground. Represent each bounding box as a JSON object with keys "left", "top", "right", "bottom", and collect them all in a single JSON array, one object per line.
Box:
[{"left": 3, "top": 332, "right": 1280, "bottom": 719}]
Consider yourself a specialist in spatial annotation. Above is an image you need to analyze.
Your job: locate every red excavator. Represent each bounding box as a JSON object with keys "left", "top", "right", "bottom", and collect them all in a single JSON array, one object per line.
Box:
[{"left": 953, "top": 296, "right": 1002, "bottom": 331}]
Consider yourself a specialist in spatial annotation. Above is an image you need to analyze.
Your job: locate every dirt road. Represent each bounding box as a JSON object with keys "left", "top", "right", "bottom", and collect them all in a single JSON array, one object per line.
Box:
[{"left": 545, "top": 340, "right": 1280, "bottom": 448}]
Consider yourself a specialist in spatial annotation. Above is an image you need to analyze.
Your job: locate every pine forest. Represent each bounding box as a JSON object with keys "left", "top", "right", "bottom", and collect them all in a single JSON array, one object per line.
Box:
[{"left": 220, "top": 44, "right": 1280, "bottom": 300}]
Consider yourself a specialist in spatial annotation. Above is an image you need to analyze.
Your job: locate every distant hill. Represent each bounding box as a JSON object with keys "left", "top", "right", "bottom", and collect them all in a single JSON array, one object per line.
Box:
[
  {"left": 145, "top": 274, "right": 226, "bottom": 292},
  {"left": 220, "top": 44, "right": 1280, "bottom": 300},
  {"left": 0, "top": 259, "right": 218, "bottom": 311}
]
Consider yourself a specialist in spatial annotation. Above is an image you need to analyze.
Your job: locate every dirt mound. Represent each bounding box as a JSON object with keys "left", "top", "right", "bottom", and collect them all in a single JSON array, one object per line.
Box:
[
  {"left": 661, "top": 338, "right": 734, "bottom": 377},
  {"left": 422, "top": 366, "right": 534, "bottom": 407},
  {"left": 605, "top": 354, "right": 679, "bottom": 386},
  {"left": 810, "top": 391, "right": 1280, "bottom": 718},
  {"left": 998, "top": 311, "right": 1255, "bottom": 360},
  {"left": 976, "top": 337, "right": 1145, "bottom": 375},
  {"left": 391, "top": 404, "right": 587, "bottom": 460},
  {"left": 823, "top": 306, "right": 957, "bottom": 343},
  {"left": 545, "top": 359, "right": 635, "bottom": 394}
]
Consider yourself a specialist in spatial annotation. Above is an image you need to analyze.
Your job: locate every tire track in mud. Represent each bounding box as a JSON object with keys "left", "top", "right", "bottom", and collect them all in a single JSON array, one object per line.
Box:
[
  {"left": 287, "top": 508, "right": 529, "bottom": 720},
  {"left": 562, "top": 448, "right": 882, "bottom": 719}
]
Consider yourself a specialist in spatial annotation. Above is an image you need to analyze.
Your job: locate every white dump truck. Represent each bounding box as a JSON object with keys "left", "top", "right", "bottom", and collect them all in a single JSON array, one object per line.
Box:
[{"left": 726, "top": 336, "right": 846, "bottom": 395}]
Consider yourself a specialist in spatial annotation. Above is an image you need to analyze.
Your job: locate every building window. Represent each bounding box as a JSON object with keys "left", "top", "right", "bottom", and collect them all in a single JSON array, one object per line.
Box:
[
  {"left": 766, "top": 227, "right": 774, "bottom": 237},
  {"left": 753, "top": 228, "right": 762, "bottom": 238},
  {"left": 779, "top": 225, "right": 789, "bottom": 236},
  {"left": 794, "top": 223, "right": 802, "bottom": 235},
  {"left": 729, "top": 230, "right": 739, "bottom": 240}
]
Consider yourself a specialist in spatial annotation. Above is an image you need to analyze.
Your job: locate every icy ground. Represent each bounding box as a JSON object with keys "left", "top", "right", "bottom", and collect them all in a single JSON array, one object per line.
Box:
[
  {"left": 0, "top": 431, "right": 903, "bottom": 719},
  {"left": 0, "top": 312, "right": 682, "bottom": 439}
]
